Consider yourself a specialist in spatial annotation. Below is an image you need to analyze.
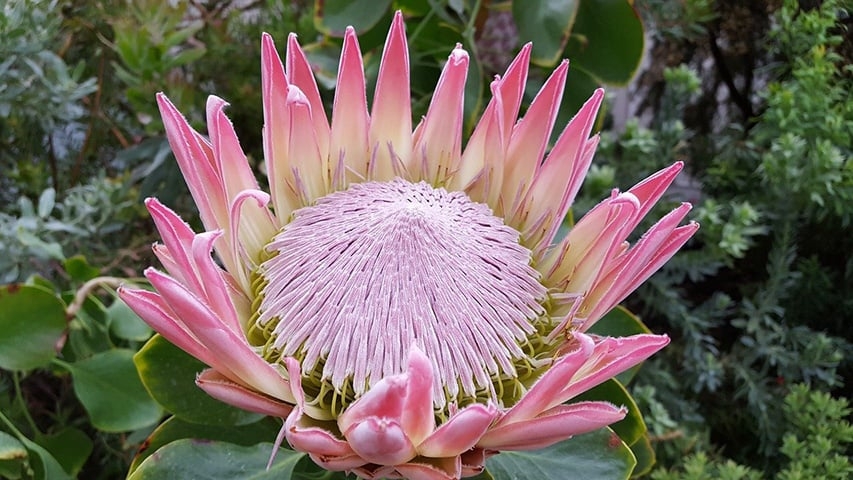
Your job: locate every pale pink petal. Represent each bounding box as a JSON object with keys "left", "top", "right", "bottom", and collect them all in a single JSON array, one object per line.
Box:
[
  {"left": 151, "top": 244, "right": 183, "bottom": 285},
  {"left": 452, "top": 45, "right": 532, "bottom": 207},
  {"left": 226, "top": 190, "right": 278, "bottom": 295},
  {"left": 478, "top": 401, "right": 626, "bottom": 450},
  {"left": 461, "top": 448, "right": 489, "bottom": 477},
  {"left": 394, "top": 457, "right": 461, "bottom": 480},
  {"left": 521, "top": 90, "right": 605, "bottom": 252},
  {"left": 493, "top": 43, "right": 531, "bottom": 138},
  {"left": 330, "top": 27, "right": 370, "bottom": 185},
  {"left": 497, "top": 334, "right": 596, "bottom": 426},
  {"left": 338, "top": 375, "right": 406, "bottom": 435},
  {"left": 624, "top": 161, "right": 684, "bottom": 232},
  {"left": 545, "top": 192, "right": 641, "bottom": 293},
  {"left": 283, "top": 359, "right": 366, "bottom": 469},
  {"left": 145, "top": 198, "right": 201, "bottom": 293},
  {"left": 261, "top": 33, "right": 299, "bottom": 222},
  {"left": 144, "top": 268, "right": 293, "bottom": 402},
  {"left": 558, "top": 334, "right": 670, "bottom": 401},
  {"left": 580, "top": 204, "right": 698, "bottom": 326},
  {"left": 196, "top": 369, "right": 292, "bottom": 417},
  {"left": 453, "top": 78, "right": 505, "bottom": 209},
  {"left": 285, "top": 33, "right": 330, "bottom": 159},
  {"left": 344, "top": 417, "right": 417, "bottom": 465},
  {"left": 503, "top": 60, "right": 569, "bottom": 220},
  {"left": 595, "top": 222, "right": 699, "bottom": 314},
  {"left": 117, "top": 286, "right": 212, "bottom": 365},
  {"left": 190, "top": 230, "right": 242, "bottom": 335},
  {"left": 417, "top": 403, "right": 498, "bottom": 457},
  {"left": 411, "top": 47, "right": 468, "bottom": 183},
  {"left": 284, "top": 85, "right": 327, "bottom": 204},
  {"left": 400, "top": 347, "right": 437, "bottom": 446},
  {"left": 206, "top": 95, "right": 259, "bottom": 199},
  {"left": 369, "top": 11, "right": 412, "bottom": 181},
  {"left": 156, "top": 93, "right": 227, "bottom": 232}
]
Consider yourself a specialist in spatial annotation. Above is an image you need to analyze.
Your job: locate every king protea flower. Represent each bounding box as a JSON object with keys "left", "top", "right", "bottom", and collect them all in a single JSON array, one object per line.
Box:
[{"left": 119, "top": 12, "right": 698, "bottom": 480}]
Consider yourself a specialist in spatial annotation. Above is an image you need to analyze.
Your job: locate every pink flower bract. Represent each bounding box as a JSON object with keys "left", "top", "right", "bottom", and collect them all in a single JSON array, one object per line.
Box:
[{"left": 120, "top": 12, "right": 698, "bottom": 480}]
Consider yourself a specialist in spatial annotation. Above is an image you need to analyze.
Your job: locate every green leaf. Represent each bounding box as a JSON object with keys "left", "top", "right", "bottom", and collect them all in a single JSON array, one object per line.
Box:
[
  {"left": 63, "top": 255, "right": 101, "bottom": 282},
  {"left": 134, "top": 335, "right": 262, "bottom": 426},
  {"left": 129, "top": 417, "right": 283, "bottom": 474},
  {"left": 566, "top": 0, "right": 645, "bottom": 86},
  {"left": 0, "top": 285, "right": 66, "bottom": 371},
  {"left": 572, "top": 379, "right": 646, "bottom": 446},
  {"left": 512, "top": 0, "right": 580, "bottom": 67},
  {"left": 61, "top": 349, "right": 162, "bottom": 432},
  {"left": 107, "top": 298, "right": 153, "bottom": 342},
  {"left": 0, "top": 431, "right": 27, "bottom": 479},
  {"left": 589, "top": 306, "right": 652, "bottom": 337},
  {"left": 485, "top": 428, "right": 636, "bottom": 479},
  {"left": 128, "top": 440, "right": 305, "bottom": 480},
  {"left": 314, "top": 0, "right": 393, "bottom": 37},
  {"left": 628, "top": 433, "right": 656, "bottom": 477},
  {"left": 36, "top": 428, "right": 92, "bottom": 477},
  {"left": 17, "top": 435, "right": 71, "bottom": 480},
  {"left": 557, "top": 65, "right": 604, "bottom": 140}
]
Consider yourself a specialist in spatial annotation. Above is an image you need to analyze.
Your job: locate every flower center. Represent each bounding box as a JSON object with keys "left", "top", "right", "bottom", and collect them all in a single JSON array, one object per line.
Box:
[{"left": 248, "top": 179, "right": 551, "bottom": 416}]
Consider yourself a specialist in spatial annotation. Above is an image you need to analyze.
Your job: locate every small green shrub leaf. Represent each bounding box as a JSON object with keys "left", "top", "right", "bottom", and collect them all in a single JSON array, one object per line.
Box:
[{"left": 63, "top": 256, "right": 101, "bottom": 282}]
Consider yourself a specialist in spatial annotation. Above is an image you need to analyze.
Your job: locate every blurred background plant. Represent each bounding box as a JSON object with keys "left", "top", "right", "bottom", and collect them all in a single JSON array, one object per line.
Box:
[{"left": 0, "top": 0, "right": 850, "bottom": 478}]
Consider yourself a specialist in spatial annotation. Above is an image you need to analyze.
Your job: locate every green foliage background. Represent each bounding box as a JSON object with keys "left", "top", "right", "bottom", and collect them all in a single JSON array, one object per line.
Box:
[{"left": 0, "top": 0, "right": 851, "bottom": 478}]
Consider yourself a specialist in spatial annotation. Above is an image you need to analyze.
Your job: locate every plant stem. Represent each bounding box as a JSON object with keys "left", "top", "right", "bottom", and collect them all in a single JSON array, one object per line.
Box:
[{"left": 12, "top": 371, "right": 40, "bottom": 436}]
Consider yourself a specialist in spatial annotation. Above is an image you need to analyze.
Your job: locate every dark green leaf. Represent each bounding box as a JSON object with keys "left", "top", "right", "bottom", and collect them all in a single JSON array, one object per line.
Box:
[
  {"left": 134, "top": 335, "right": 262, "bottom": 426},
  {"left": 572, "top": 379, "right": 646, "bottom": 446},
  {"left": 513, "top": 0, "right": 580, "bottom": 67},
  {"left": 128, "top": 440, "right": 304, "bottom": 480},
  {"left": 18, "top": 435, "right": 71, "bottom": 480},
  {"left": 129, "top": 417, "right": 283, "bottom": 474},
  {"left": 628, "top": 434, "right": 656, "bottom": 477},
  {"left": 0, "top": 431, "right": 27, "bottom": 479},
  {"left": 566, "top": 0, "right": 645, "bottom": 86},
  {"left": 0, "top": 285, "right": 66, "bottom": 371},
  {"left": 61, "top": 349, "right": 162, "bottom": 432},
  {"left": 485, "top": 428, "right": 636, "bottom": 479},
  {"left": 588, "top": 306, "right": 652, "bottom": 337},
  {"left": 314, "top": 0, "right": 393, "bottom": 37},
  {"left": 36, "top": 428, "right": 92, "bottom": 477},
  {"left": 107, "top": 298, "right": 153, "bottom": 342}
]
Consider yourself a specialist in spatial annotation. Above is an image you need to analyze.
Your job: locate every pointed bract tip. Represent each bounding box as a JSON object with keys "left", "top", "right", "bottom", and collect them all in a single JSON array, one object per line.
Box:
[
  {"left": 286, "top": 84, "right": 310, "bottom": 106},
  {"left": 614, "top": 191, "right": 641, "bottom": 209},
  {"left": 449, "top": 47, "right": 469, "bottom": 64},
  {"left": 261, "top": 32, "right": 277, "bottom": 51}
]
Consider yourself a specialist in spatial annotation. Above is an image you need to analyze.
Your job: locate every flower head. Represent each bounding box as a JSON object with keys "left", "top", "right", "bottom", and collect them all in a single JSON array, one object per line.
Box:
[{"left": 120, "top": 12, "right": 698, "bottom": 480}]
